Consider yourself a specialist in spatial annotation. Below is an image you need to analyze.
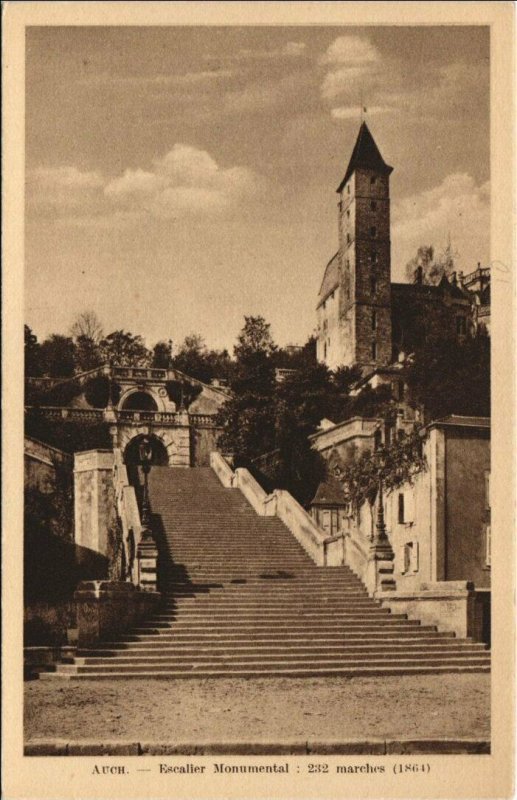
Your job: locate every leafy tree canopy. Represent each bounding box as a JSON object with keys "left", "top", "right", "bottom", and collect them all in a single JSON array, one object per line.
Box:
[{"left": 98, "top": 330, "right": 151, "bottom": 367}]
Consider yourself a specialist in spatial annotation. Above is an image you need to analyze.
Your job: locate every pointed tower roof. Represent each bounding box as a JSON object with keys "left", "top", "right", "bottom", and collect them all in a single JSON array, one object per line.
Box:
[{"left": 337, "top": 122, "right": 393, "bottom": 193}]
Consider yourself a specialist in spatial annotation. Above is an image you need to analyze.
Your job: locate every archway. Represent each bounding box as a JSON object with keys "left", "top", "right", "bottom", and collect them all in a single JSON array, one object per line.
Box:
[
  {"left": 121, "top": 391, "right": 158, "bottom": 411},
  {"left": 124, "top": 434, "right": 169, "bottom": 466}
]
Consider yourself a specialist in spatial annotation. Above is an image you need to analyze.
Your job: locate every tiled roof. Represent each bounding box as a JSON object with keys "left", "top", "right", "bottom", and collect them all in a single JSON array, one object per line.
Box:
[
  {"left": 317, "top": 252, "right": 339, "bottom": 307},
  {"left": 337, "top": 122, "right": 393, "bottom": 193},
  {"left": 428, "top": 415, "right": 490, "bottom": 430},
  {"left": 310, "top": 475, "right": 347, "bottom": 506}
]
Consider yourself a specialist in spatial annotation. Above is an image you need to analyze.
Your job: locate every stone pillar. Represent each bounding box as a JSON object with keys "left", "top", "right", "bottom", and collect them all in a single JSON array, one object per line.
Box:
[
  {"left": 74, "top": 450, "right": 115, "bottom": 556},
  {"left": 169, "top": 411, "right": 191, "bottom": 467},
  {"left": 365, "top": 480, "right": 396, "bottom": 594},
  {"left": 136, "top": 535, "right": 159, "bottom": 592}
]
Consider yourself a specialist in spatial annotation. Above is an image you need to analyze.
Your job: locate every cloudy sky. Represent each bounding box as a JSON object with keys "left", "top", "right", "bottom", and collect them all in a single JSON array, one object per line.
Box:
[{"left": 25, "top": 26, "right": 489, "bottom": 351}]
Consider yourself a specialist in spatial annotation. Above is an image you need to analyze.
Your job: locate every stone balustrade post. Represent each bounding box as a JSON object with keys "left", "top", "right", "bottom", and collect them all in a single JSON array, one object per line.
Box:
[{"left": 365, "top": 480, "right": 396, "bottom": 594}]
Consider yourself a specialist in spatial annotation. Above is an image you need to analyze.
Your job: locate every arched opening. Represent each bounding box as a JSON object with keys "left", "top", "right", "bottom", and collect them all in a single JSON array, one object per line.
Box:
[
  {"left": 121, "top": 391, "right": 158, "bottom": 411},
  {"left": 124, "top": 434, "right": 169, "bottom": 466}
]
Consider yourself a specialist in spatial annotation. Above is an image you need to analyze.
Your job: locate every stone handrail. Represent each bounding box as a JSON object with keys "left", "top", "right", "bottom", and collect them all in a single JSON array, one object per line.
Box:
[
  {"left": 343, "top": 530, "right": 370, "bottom": 583},
  {"left": 210, "top": 452, "right": 343, "bottom": 567},
  {"left": 113, "top": 449, "right": 158, "bottom": 591},
  {"left": 234, "top": 468, "right": 275, "bottom": 517},
  {"left": 274, "top": 490, "right": 336, "bottom": 566},
  {"left": 210, "top": 451, "right": 235, "bottom": 488},
  {"left": 113, "top": 449, "right": 143, "bottom": 585}
]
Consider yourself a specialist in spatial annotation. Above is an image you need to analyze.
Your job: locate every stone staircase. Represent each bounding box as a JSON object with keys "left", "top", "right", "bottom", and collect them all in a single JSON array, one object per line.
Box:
[{"left": 51, "top": 466, "right": 490, "bottom": 679}]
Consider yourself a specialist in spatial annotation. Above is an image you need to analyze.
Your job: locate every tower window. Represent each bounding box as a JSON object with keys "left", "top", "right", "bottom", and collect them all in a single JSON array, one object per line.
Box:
[
  {"left": 371, "top": 341, "right": 377, "bottom": 360},
  {"left": 398, "top": 493, "right": 405, "bottom": 524},
  {"left": 324, "top": 342, "right": 327, "bottom": 359},
  {"left": 370, "top": 200, "right": 377, "bottom": 211},
  {"left": 346, "top": 209, "right": 350, "bottom": 219},
  {"left": 347, "top": 233, "right": 351, "bottom": 244},
  {"left": 347, "top": 184, "right": 351, "bottom": 194},
  {"left": 346, "top": 259, "right": 350, "bottom": 269},
  {"left": 371, "top": 277, "right": 377, "bottom": 294},
  {"left": 338, "top": 200, "right": 342, "bottom": 212},
  {"left": 370, "top": 226, "right": 377, "bottom": 238},
  {"left": 372, "top": 310, "right": 377, "bottom": 331}
]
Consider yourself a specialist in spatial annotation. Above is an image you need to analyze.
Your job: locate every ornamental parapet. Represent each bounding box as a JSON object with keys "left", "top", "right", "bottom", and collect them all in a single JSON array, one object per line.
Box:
[{"left": 26, "top": 406, "right": 220, "bottom": 428}]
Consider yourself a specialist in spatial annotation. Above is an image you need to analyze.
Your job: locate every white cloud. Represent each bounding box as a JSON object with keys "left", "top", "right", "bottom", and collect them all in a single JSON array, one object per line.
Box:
[
  {"left": 331, "top": 105, "right": 389, "bottom": 120},
  {"left": 320, "top": 35, "right": 382, "bottom": 104},
  {"left": 320, "top": 35, "right": 380, "bottom": 66},
  {"left": 392, "top": 173, "right": 490, "bottom": 277},
  {"left": 27, "top": 166, "right": 105, "bottom": 213},
  {"left": 282, "top": 42, "right": 307, "bottom": 57},
  {"left": 78, "top": 69, "right": 233, "bottom": 88},
  {"left": 29, "top": 145, "right": 263, "bottom": 223},
  {"left": 206, "top": 41, "right": 307, "bottom": 62}
]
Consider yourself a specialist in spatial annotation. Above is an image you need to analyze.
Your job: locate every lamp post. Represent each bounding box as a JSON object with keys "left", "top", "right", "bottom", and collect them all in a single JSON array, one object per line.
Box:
[
  {"left": 369, "top": 467, "right": 394, "bottom": 560},
  {"left": 139, "top": 436, "right": 153, "bottom": 536}
]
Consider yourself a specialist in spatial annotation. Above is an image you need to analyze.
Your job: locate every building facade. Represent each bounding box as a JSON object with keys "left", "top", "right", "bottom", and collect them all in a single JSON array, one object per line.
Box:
[{"left": 317, "top": 122, "right": 490, "bottom": 372}]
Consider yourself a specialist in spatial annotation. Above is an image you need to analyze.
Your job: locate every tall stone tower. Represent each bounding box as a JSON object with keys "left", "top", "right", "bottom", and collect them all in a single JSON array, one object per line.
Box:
[{"left": 317, "top": 122, "right": 393, "bottom": 371}]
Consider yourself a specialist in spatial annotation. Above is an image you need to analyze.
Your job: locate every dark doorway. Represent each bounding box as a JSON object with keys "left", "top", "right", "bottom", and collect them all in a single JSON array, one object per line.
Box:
[
  {"left": 121, "top": 392, "right": 158, "bottom": 411},
  {"left": 124, "top": 434, "right": 169, "bottom": 466}
]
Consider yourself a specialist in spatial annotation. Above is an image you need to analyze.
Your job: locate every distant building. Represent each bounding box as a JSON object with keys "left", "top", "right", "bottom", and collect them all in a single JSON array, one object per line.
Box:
[
  {"left": 309, "top": 415, "right": 491, "bottom": 592},
  {"left": 316, "top": 122, "right": 491, "bottom": 372}
]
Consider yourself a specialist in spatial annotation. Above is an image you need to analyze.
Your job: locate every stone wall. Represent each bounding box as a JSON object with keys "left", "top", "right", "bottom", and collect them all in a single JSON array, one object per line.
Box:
[
  {"left": 24, "top": 436, "right": 72, "bottom": 493},
  {"left": 445, "top": 429, "right": 491, "bottom": 587},
  {"left": 74, "top": 450, "right": 115, "bottom": 555}
]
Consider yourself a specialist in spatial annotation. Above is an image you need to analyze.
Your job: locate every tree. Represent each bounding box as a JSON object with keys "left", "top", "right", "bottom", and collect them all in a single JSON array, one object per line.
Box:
[
  {"left": 98, "top": 330, "right": 151, "bottom": 367},
  {"left": 152, "top": 340, "right": 173, "bottom": 369},
  {"left": 39, "top": 334, "right": 76, "bottom": 378},
  {"left": 406, "top": 331, "right": 490, "bottom": 422},
  {"left": 274, "top": 336, "right": 317, "bottom": 370},
  {"left": 74, "top": 334, "right": 103, "bottom": 372},
  {"left": 25, "top": 325, "right": 42, "bottom": 377},
  {"left": 70, "top": 311, "right": 104, "bottom": 343},
  {"left": 217, "top": 317, "right": 277, "bottom": 462},
  {"left": 404, "top": 243, "right": 456, "bottom": 285}
]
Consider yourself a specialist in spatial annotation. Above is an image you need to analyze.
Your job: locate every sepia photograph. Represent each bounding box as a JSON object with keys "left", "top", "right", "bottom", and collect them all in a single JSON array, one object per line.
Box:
[{"left": 2, "top": 3, "right": 515, "bottom": 799}]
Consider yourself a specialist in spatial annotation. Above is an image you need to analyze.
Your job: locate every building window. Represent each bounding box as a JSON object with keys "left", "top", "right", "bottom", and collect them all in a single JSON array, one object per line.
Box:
[
  {"left": 370, "top": 226, "right": 377, "bottom": 238},
  {"left": 371, "top": 251, "right": 378, "bottom": 264},
  {"left": 398, "top": 493, "right": 405, "bottom": 524},
  {"left": 338, "top": 199, "right": 342, "bottom": 212},
  {"left": 346, "top": 209, "right": 350, "bottom": 219},
  {"left": 371, "top": 341, "right": 377, "bottom": 360},
  {"left": 484, "top": 470, "right": 491, "bottom": 511},
  {"left": 346, "top": 259, "right": 350, "bottom": 270},
  {"left": 372, "top": 309, "right": 377, "bottom": 330},
  {"left": 401, "top": 542, "right": 419, "bottom": 574},
  {"left": 347, "top": 184, "right": 351, "bottom": 194},
  {"left": 374, "top": 429, "right": 382, "bottom": 451},
  {"left": 324, "top": 342, "right": 327, "bottom": 359},
  {"left": 370, "top": 176, "right": 377, "bottom": 186},
  {"left": 485, "top": 525, "right": 491, "bottom": 567},
  {"left": 347, "top": 233, "right": 351, "bottom": 244},
  {"left": 371, "top": 277, "right": 377, "bottom": 295},
  {"left": 456, "top": 316, "right": 467, "bottom": 335},
  {"left": 370, "top": 200, "right": 377, "bottom": 211}
]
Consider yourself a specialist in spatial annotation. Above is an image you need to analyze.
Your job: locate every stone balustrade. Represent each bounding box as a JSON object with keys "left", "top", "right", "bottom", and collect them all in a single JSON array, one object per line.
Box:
[
  {"left": 26, "top": 405, "right": 218, "bottom": 428},
  {"left": 210, "top": 452, "right": 344, "bottom": 567},
  {"left": 112, "top": 449, "right": 158, "bottom": 592}
]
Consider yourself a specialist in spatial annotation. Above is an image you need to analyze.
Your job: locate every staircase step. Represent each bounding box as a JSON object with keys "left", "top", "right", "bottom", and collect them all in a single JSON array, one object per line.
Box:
[{"left": 55, "top": 466, "right": 490, "bottom": 681}]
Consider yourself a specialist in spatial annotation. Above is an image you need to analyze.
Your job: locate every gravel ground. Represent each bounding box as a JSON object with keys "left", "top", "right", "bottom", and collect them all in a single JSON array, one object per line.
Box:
[{"left": 25, "top": 673, "right": 490, "bottom": 743}]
